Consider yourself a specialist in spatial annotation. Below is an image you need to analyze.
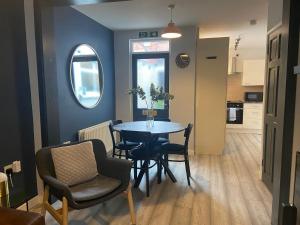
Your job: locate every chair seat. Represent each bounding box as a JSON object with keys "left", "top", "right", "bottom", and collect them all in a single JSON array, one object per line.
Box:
[
  {"left": 162, "top": 143, "right": 185, "bottom": 154},
  {"left": 116, "top": 141, "right": 139, "bottom": 150},
  {"left": 128, "top": 145, "right": 161, "bottom": 160},
  {"left": 70, "top": 175, "right": 121, "bottom": 202},
  {"left": 156, "top": 137, "right": 169, "bottom": 144}
]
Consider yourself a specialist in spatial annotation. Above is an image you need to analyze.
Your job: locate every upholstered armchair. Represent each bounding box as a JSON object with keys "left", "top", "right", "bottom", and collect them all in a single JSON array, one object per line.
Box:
[{"left": 36, "top": 139, "right": 136, "bottom": 225}]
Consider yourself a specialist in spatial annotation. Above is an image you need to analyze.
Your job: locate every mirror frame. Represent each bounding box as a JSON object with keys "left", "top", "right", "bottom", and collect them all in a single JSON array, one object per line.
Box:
[
  {"left": 175, "top": 52, "right": 190, "bottom": 68},
  {"left": 69, "top": 44, "right": 104, "bottom": 109}
]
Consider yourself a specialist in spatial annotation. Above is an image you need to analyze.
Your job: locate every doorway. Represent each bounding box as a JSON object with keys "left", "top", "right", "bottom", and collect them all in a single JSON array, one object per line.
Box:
[{"left": 131, "top": 40, "right": 170, "bottom": 121}]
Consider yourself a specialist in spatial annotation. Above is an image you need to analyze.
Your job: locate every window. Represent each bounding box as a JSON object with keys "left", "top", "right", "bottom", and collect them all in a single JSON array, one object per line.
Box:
[
  {"left": 131, "top": 40, "right": 170, "bottom": 53},
  {"left": 136, "top": 58, "right": 166, "bottom": 109}
]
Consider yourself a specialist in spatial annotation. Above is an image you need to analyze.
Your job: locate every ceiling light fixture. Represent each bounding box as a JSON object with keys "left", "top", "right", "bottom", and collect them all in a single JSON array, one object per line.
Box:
[{"left": 161, "top": 4, "right": 182, "bottom": 39}]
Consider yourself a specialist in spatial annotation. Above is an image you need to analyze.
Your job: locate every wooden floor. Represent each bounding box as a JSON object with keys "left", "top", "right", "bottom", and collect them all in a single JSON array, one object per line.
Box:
[{"left": 44, "top": 131, "right": 272, "bottom": 225}]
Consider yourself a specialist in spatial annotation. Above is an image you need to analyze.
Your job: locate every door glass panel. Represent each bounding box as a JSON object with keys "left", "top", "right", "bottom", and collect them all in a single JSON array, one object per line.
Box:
[
  {"left": 137, "top": 58, "right": 165, "bottom": 109},
  {"left": 131, "top": 40, "right": 169, "bottom": 53}
]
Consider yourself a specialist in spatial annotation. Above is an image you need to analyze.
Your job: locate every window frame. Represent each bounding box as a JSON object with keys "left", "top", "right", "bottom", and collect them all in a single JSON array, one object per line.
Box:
[{"left": 130, "top": 38, "right": 170, "bottom": 54}]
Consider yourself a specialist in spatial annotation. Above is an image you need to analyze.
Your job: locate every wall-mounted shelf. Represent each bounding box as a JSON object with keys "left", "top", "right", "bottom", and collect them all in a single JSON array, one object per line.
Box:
[{"left": 294, "top": 65, "right": 300, "bottom": 75}]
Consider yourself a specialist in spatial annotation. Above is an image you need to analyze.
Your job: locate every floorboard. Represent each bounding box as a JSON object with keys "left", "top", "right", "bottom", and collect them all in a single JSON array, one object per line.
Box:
[{"left": 41, "top": 131, "right": 272, "bottom": 225}]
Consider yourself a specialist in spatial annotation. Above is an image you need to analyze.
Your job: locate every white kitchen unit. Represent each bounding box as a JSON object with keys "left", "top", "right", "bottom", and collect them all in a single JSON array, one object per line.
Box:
[
  {"left": 242, "top": 59, "right": 266, "bottom": 86},
  {"left": 243, "top": 103, "right": 264, "bottom": 129}
]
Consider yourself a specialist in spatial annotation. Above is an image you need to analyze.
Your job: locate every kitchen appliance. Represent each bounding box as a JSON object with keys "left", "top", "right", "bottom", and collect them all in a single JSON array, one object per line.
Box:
[
  {"left": 245, "top": 92, "right": 263, "bottom": 102},
  {"left": 227, "top": 101, "right": 244, "bottom": 124}
]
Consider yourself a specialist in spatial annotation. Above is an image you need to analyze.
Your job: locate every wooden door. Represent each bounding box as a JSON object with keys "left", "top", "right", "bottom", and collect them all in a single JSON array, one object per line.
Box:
[
  {"left": 262, "top": 30, "right": 281, "bottom": 192},
  {"left": 262, "top": 0, "right": 299, "bottom": 223}
]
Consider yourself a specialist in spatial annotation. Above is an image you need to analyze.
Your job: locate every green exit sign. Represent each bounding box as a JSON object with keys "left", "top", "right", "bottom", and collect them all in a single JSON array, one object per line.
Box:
[{"left": 139, "top": 31, "right": 159, "bottom": 38}]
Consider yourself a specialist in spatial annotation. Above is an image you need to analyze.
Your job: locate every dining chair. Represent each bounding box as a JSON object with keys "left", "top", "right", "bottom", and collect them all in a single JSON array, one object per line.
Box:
[
  {"left": 155, "top": 118, "right": 171, "bottom": 145},
  {"left": 121, "top": 130, "right": 161, "bottom": 197},
  {"left": 161, "top": 124, "right": 193, "bottom": 185},
  {"left": 109, "top": 120, "right": 138, "bottom": 158}
]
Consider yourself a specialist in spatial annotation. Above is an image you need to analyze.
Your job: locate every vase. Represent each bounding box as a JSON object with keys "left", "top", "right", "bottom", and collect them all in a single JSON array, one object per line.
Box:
[{"left": 145, "top": 109, "right": 155, "bottom": 128}]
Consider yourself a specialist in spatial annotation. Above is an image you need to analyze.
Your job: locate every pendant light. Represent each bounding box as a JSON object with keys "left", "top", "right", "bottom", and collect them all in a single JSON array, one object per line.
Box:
[{"left": 161, "top": 4, "right": 182, "bottom": 39}]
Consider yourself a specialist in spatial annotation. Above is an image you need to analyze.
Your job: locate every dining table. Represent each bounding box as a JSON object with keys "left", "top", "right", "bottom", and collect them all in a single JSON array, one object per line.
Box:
[{"left": 113, "top": 121, "right": 186, "bottom": 184}]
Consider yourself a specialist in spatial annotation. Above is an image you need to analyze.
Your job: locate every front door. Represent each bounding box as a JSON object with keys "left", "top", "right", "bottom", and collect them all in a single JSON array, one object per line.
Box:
[{"left": 132, "top": 53, "right": 169, "bottom": 121}]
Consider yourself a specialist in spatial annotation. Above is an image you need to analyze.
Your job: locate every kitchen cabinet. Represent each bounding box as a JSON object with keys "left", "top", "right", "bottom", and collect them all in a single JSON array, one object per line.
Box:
[
  {"left": 243, "top": 103, "right": 263, "bottom": 129},
  {"left": 242, "top": 59, "right": 266, "bottom": 86}
]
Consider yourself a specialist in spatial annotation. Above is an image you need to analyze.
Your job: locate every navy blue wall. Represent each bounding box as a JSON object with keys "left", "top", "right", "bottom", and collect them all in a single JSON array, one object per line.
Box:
[
  {"left": 51, "top": 7, "right": 115, "bottom": 143},
  {"left": 0, "top": 0, "right": 37, "bottom": 205}
]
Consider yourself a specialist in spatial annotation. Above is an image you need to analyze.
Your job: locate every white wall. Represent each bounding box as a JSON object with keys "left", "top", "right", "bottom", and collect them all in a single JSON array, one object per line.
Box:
[
  {"left": 267, "top": 0, "right": 283, "bottom": 31},
  {"left": 228, "top": 47, "right": 267, "bottom": 73},
  {"left": 114, "top": 26, "right": 197, "bottom": 150},
  {"left": 114, "top": 30, "right": 134, "bottom": 122}
]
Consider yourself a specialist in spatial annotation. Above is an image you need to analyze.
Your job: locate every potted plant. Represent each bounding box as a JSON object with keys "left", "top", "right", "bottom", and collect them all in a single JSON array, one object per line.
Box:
[{"left": 128, "top": 83, "right": 174, "bottom": 127}]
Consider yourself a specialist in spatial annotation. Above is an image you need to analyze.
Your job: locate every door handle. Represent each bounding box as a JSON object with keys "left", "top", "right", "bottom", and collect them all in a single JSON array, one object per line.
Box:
[{"left": 294, "top": 65, "right": 300, "bottom": 75}]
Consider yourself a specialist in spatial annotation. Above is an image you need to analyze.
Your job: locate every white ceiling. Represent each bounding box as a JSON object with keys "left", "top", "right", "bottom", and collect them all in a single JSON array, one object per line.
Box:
[{"left": 73, "top": 0, "right": 269, "bottom": 49}]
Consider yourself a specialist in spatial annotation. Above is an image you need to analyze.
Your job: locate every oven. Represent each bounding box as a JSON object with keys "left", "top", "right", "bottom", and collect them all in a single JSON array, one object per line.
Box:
[{"left": 227, "top": 102, "right": 243, "bottom": 124}]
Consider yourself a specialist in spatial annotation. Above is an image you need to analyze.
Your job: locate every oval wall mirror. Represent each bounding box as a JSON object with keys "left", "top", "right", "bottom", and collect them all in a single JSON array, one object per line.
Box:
[{"left": 70, "top": 44, "right": 104, "bottom": 109}]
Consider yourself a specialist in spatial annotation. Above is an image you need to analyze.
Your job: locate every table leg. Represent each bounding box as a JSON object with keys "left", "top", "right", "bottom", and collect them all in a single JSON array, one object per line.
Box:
[
  {"left": 134, "top": 160, "right": 148, "bottom": 188},
  {"left": 161, "top": 160, "right": 177, "bottom": 183},
  {"left": 157, "top": 159, "right": 162, "bottom": 184}
]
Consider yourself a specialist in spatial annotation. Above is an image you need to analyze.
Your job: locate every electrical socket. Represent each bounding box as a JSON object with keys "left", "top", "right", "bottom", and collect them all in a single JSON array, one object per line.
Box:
[
  {"left": 12, "top": 161, "right": 21, "bottom": 173},
  {"left": 4, "top": 161, "right": 21, "bottom": 174},
  {"left": 4, "top": 164, "right": 12, "bottom": 174}
]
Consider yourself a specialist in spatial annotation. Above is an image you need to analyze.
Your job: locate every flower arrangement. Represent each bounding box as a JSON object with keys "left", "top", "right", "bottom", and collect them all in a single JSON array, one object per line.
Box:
[
  {"left": 128, "top": 83, "right": 174, "bottom": 110},
  {"left": 128, "top": 83, "right": 174, "bottom": 126}
]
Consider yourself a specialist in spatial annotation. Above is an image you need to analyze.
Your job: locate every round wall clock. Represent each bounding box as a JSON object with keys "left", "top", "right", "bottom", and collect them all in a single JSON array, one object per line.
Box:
[{"left": 175, "top": 53, "right": 190, "bottom": 68}]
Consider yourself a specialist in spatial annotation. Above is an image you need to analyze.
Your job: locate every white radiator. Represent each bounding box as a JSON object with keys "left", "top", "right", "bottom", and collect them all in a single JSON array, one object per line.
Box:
[{"left": 78, "top": 121, "right": 113, "bottom": 153}]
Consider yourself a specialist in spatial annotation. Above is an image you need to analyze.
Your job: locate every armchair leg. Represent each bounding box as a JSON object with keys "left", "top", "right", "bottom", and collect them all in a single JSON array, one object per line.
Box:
[
  {"left": 125, "top": 185, "right": 136, "bottom": 225},
  {"left": 41, "top": 185, "right": 49, "bottom": 216},
  {"left": 42, "top": 186, "right": 69, "bottom": 225},
  {"left": 62, "top": 197, "right": 68, "bottom": 225}
]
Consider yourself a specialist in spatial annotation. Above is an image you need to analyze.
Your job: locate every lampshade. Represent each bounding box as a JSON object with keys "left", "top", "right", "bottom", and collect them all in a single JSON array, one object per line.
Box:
[
  {"left": 161, "top": 4, "right": 182, "bottom": 39},
  {"left": 161, "top": 22, "right": 182, "bottom": 39}
]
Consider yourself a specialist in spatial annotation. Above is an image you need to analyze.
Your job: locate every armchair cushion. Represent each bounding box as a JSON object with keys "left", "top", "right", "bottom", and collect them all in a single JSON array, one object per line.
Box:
[
  {"left": 70, "top": 174, "right": 121, "bottom": 202},
  {"left": 51, "top": 141, "right": 98, "bottom": 186}
]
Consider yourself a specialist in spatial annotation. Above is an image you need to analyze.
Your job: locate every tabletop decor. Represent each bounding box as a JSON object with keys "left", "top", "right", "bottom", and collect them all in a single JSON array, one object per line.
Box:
[{"left": 128, "top": 83, "right": 174, "bottom": 127}]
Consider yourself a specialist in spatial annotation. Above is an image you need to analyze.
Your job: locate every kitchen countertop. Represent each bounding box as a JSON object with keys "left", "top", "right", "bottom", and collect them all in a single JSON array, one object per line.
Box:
[
  {"left": 227, "top": 100, "right": 263, "bottom": 104},
  {"left": 244, "top": 102, "right": 263, "bottom": 104},
  {"left": 227, "top": 100, "right": 244, "bottom": 103}
]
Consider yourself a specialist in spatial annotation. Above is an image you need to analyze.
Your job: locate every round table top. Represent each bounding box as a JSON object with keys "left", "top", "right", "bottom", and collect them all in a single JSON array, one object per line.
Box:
[{"left": 113, "top": 121, "right": 185, "bottom": 134}]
